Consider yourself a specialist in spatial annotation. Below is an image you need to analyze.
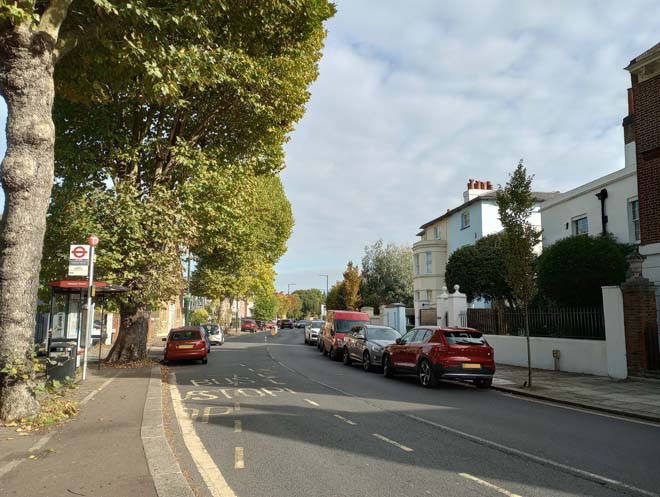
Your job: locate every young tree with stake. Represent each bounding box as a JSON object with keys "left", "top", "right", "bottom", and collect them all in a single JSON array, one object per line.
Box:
[{"left": 496, "top": 161, "right": 541, "bottom": 388}]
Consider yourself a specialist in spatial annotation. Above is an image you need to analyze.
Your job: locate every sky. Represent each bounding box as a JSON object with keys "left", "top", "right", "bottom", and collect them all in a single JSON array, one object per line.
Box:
[
  {"left": 273, "top": 0, "right": 660, "bottom": 293},
  {"left": 1, "top": 1, "right": 659, "bottom": 295}
]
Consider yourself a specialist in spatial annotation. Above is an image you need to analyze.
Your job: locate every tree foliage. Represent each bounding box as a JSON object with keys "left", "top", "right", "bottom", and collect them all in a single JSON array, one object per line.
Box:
[
  {"left": 190, "top": 309, "right": 209, "bottom": 326},
  {"left": 537, "top": 235, "right": 629, "bottom": 307},
  {"left": 41, "top": 1, "right": 333, "bottom": 363},
  {"left": 341, "top": 262, "right": 361, "bottom": 311},
  {"left": 446, "top": 234, "right": 513, "bottom": 305},
  {"left": 325, "top": 281, "right": 345, "bottom": 311},
  {"left": 275, "top": 293, "right": 301, "bottom": 318},
  {"left": 253, "top": 293, "right": 277, "bottom": 322},
  {"left": 292, "top": 288, "right": 325, "bottom": 318},
  {"left": 360, "top": 240, "right": 413, "bottom": 308}
]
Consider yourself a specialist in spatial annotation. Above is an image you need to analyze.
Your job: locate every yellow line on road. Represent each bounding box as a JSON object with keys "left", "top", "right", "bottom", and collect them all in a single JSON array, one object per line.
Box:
[
  {"left": 234, "top": 447, "right": 245, "bottom": 469},
  {"left": 304, "top": 398, "right": 320, "bottom": 407},
  {"left": 234, "top": 420, "right": 242, "bottom": 433},
  {"left": 333, "top": 414, "right": 357, "bottom": 425},
  {"left": 372, "top": 433, "right": 413, "bottom": 452},
  {"left": 202, "top": 407, "right": 211, "bottom": 424},
  {"left": 460, "top": 473, "right": 524, "bottom": 497}
]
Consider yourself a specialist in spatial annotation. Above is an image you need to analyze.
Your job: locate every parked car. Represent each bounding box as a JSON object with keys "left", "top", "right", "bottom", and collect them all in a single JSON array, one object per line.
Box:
[
  {"left": 202, "top": 323, "right": 224, "bottom": 346},
  {"left": 320, "top": 310, "right": 371, "bottom": 360},
  {"left": 382, "top": 327, "right": 495, "bottom": 388},
  {"left": 278, "top": 319, "right": 294, "bottom": 329},
  {"left": 304, "top": 320, "right": 324, "bottom": 345},
  {"left": 241, "top": 318, "right": 258, "bottom": 332},
  {"left": 342, "top": 325, "right": 401, "bottom": 371},
  {"left": 296, "top": 319, "right": 309, "bottom": 329},
  {"left": 163, "top": 326, "right": 209, "bottom": 365},
  {"left": 266, "top": 320, "right": 277, "bottom": 330}
]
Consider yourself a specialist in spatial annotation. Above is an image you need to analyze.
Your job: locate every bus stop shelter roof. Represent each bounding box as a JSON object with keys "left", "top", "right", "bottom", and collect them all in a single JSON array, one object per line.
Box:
[{"left": 47, "top": 280, "right": 129, "bottom": 295}]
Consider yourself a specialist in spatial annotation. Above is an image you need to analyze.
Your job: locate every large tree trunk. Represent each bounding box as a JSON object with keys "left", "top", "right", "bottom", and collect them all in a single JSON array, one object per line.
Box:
[
  {"left": 105, "top": 302, "right": 149, "bottom": 363},
  {"left": 0, "top": 24, "right": 58, "bottom": 421}
]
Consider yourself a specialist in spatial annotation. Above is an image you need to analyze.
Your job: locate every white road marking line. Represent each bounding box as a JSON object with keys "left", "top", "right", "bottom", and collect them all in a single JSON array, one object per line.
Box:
[
  {"left": 248, "top": 368, "right": 254, "bottom": 372},
  {"left": 407, "top": 414, "right": 660, "bottom": 497},
  {"left": 333, "top": 414, "right": 357, "bottom": 425},
  {"left": 29, "top": 433, "right": 54, "bottom": 452},
  {"left": 0, "top": 459, "right": 23, "bottom": 479},
  {"left": 234, "top": 447, "right": 245, "bottom": 469},
  {"left": 372, "top": 433, "right": 414, "bottom": 452},
  {"left": 234, "top": 401, "right": 240, "bottom": 412},
  {"left": 303, "top": 398, "right": 320, "bottom": 407},
  {"left": 80, "top": 374, "right": 119, "bottom": 406},
  {"left": 239, "top": 364, "right": 246, "bottom": 367},
  {"left": 202, "top": 407, "right": 211, "bottom": 424},
  {"left": 284, "top": 387, "right": 297, "bottom": 394},
  {"left": 460, "top": 473, "right": 524, "bottom": 497},
  {"left": 234, "top": 420, "right": 242, "bottom": 433},
  {"left": 170, "top": 374, "right": 238, "bottom": 497},
  {"left": 266, "top": 336, "right": 660, "bottom": 497}
]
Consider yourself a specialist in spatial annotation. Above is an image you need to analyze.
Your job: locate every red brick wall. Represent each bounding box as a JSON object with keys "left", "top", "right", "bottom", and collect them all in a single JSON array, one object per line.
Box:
[
  {"left": 622, "top": 278, "right": 659, "bottom": 375},
  {"left": 632, "top": 72, "right": 660, "bottom": 245}
]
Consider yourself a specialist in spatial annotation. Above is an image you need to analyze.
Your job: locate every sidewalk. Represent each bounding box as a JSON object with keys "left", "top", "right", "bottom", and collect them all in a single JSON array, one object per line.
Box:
[
  {"left": 493, "top": 364, "right": 660, "bottom": 422},
  {"left": 0, "top": 365, "right": 163, "bottom": 497}
]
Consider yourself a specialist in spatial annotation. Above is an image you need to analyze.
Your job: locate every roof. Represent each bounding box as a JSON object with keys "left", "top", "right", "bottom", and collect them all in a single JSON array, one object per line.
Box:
[
  {"left": 418, "top": 191, "right": 559, "bottom": 230},
  {"left": 626, "top": 42, "right": 660, "bottom": 70},
  {"left": 47, "top": 280, "right": 129, "bottom": 295}
]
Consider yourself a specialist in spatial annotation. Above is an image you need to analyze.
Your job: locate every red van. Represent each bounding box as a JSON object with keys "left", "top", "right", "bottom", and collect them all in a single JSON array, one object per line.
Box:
[{"left": 320, "top": 310, "right": 370, "bottom": 361}]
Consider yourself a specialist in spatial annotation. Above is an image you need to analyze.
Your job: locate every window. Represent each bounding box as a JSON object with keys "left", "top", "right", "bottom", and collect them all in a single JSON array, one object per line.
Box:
[
  {"left": 572, "top": 216, "right": 588, "bottom": 235},
  {"left": 412, "top": 329, "right": 432, "bottom": 342},
  {"left": 400, "top": 330, "right": 416, "bottom": 343},
  {"left": 425, "top": 252, "right": 432, "bottom": 274},
  {"left": 414, "top": 254, "right": 420, "bottom": 275},
  {"left": 629, "top": 199, "right": 640, "bottom": 242},
  {"left": 434, "top": 226, "right": 441, "bottom": 239},
  {"left": 444, "top": 331, "right": 486, "bottom": 345},
  {"left": 461, "top": 211, "right": 470, "bottom": 229},
  {"left": 426, "top": 289, "right": 433, "bottom": 301}
]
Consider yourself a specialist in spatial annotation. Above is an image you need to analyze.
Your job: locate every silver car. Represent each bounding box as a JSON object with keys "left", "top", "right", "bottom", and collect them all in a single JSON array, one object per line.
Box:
[
  {"left": 203, "top": 323, "right": 225, "bottom": 346},
  {"left": 304, "top": 320, "right": 324, "bottom": 345},
  {"left": 342, "top": 325, "right": 401, "bottom": 371}
]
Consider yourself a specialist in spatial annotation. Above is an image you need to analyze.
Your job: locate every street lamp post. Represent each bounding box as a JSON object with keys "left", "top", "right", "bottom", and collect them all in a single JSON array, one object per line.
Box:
[
  {"left": 319, "top": 274, "right": 329, "bottom": 296},
  {"left": 287, "top": 283, "right": 296, "bottom": 294}
]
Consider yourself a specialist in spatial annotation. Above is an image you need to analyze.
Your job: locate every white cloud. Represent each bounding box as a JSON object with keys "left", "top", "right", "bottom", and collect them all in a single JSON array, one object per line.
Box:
[{"left": 275, "top": 0, "right": 660, "bottom": 292}]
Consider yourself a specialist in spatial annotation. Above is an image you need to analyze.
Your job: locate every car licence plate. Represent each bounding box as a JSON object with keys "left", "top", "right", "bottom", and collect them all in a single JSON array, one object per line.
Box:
[
  {"left": 462, "top": 363, "right": 481, "bottom": 369},
  {"left": 178, "top": 344, "right": 194, "bottom": 349}
]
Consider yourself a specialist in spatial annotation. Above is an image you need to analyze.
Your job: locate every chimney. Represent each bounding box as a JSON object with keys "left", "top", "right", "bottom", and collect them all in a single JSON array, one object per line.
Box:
[{"left": 486, "top": 181, "right": 493, "bottom": 190}]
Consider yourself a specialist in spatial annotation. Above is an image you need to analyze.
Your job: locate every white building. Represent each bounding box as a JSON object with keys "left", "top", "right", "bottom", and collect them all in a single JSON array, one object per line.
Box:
[
  {"left": 540, "top": 113, "right": 639, "bottom": 247},
  {"left": 413, "top": 179, "right": 556, "bottom": 324}
]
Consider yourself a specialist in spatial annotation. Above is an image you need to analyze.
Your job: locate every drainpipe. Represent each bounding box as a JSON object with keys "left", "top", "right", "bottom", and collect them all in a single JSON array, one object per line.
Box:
[{"left": 595, "top": 188, "right": 608, "bottom": 235}]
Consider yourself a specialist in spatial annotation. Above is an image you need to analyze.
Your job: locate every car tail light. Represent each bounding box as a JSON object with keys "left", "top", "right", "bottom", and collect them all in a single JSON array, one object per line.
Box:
[{"left": 195, "top": 341, "right": 205, "bottom": 349}]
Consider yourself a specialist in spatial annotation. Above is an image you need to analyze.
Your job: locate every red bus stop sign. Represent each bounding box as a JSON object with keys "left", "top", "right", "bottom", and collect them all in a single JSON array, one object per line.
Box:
[{"left": 88, "top": 235, "right": 99, "bottom": 247}]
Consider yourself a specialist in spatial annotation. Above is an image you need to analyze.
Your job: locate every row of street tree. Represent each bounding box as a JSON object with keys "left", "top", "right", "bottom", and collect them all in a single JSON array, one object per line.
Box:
[{"left": 0, "top": 1, "right": 335, "bottom": 422}]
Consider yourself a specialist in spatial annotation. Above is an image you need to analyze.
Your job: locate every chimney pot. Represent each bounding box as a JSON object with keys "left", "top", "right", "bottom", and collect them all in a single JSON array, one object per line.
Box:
[
  {"left": 480, "top": 181, "right": 486, "bottom": 189},
  {"left": 468, "top": 179, "right": 474, "bottom": 189},
  {"left": 486, "top": 181, "right": 493, "bottom": 190}
]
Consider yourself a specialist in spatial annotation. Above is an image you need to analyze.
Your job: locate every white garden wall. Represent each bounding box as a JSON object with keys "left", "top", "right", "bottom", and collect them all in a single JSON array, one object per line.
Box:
[{"left": 485, "top": 335, "right": 608, "bottom": 376}]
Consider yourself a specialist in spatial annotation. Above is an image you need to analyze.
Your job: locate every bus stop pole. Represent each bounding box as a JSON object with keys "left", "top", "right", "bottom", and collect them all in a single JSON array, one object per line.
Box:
[{"left": 82, "top": 245, "right": 95, "bottom": 381}]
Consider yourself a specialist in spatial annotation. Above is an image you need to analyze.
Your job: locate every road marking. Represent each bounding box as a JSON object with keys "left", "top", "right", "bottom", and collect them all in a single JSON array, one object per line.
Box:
[
  {"left": 284, "top": 387, "right": 297, "bottom": 394},
  {"left": 234, "top": 401, "right": 240, "bottom": 412},
  {"left": 234, "top": 447, "right": 245, "bottom": 469},
  {"left": 202, "top": 407, "right": 211, "bottom": 424},
  {"left": 265, "top": 346, "right": 660, "bottom": 497},
  {"left": 333, "top": 414, "right": 357, "bottom": 425},
  {"left": 234, "top": 420, "right": 242, "bottom": 433},
  {"left": 80, "top": 374, "right": 119, "bottom": 406},
  {"left": 460, "top": 473, "right": 523, "bottom": 497},
  {"left": 407, "top": 414, "right": 660, "bottom": 497},
  {"left": 372, "top": 433, "right": 414, "bottom": 452},
  {"left": 303, "top": 398, "right": 320, "bottom": 407},
  {"left": 248, "top": 368, "right": 254, "bottom": 372},
  {"left": 239, "top": 364, "right": 246, "bottom": 367},
  {"left": 170, "top": 374, "right": 238, "bottom": 497}
]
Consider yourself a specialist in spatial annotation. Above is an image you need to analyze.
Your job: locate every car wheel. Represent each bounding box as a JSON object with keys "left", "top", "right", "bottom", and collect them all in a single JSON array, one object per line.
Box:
[
  {"left": 328, "top": 347, "right": 334, "bottom": 360},
  {"left": 343, "top": 348, "right": 352, "bottom": 366},
  {"left": 362, "top": 351, "right": 371, "bottom": 372},
  {"left": 418, "top": 360, "right": 437, "bottom": 388},
  {"left": 383, "top": 355, "right": 393, "bottom": 378},
  {"left": 201, "top": 357, "right": 208, "bottom": 365},
  {"left": 474, "top": 378, "right": 492, "bottom": 389}
]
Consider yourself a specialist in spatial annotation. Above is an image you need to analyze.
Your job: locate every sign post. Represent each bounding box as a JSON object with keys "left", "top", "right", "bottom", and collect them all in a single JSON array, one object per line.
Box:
[{"left": 82, "top": 235, "right": 99, "bottom": 381}]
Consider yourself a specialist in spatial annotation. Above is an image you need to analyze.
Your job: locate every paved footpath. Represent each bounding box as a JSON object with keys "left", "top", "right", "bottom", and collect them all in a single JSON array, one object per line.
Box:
[
  {"left": 0, "top": 366, "right": 160, "bottom": 497},
  {"left": 493, "top": 365, "right": 660, "bottom": 422}
]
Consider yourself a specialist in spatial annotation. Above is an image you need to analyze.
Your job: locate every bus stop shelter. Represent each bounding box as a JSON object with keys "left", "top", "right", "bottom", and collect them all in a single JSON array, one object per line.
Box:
[{"left": 46, "top": 280, "right": 128, "bottom": 366}]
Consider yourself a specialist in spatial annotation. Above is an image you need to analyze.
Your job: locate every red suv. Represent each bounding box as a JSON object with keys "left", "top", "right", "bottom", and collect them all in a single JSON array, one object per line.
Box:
[{"left": 382, "top": 327, "right": 495, "bottom": 388}]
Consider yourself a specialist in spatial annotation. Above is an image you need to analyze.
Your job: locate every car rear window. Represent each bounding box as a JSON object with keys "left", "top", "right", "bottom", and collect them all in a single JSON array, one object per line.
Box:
[
  {"left": 335, "top": 319, "right": 369, "bottom": 332},
  {"left": 170, "top": 330, "right": 202, "bottom": 341},
  {"left": 311, "top": 321, "right": 324, "bottom": 328},
  {"left": 444, "top": 331, "right": 486, "bottom": 345}
]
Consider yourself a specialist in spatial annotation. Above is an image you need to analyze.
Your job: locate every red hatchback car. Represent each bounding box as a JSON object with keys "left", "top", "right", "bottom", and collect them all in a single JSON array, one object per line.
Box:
[
  {"left": 382, "top": 326, "right": 495, "bottom": 388},
  {"left": 163, "top": 326, "right": 208, "bottom": 365}
]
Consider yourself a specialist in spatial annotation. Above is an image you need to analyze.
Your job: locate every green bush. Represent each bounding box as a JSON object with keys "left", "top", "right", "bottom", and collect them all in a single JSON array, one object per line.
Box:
[
  {"left": 537, "top": 235, "right": 629, "bottom": 307},
  {"left": 190, "top": 309, "right": 209, "bottom": 325}
]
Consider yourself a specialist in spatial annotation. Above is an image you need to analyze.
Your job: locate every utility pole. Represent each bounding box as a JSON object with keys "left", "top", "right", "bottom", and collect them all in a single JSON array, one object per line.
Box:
[
  {"left": 287, "top": 283, "right": 296, "bottom": 295},
  {"left": 82, "top": 235, "right": 99, "bottom": 381},
  {"left": 319, "top": 274, "right": 329, "bottom": 296}
]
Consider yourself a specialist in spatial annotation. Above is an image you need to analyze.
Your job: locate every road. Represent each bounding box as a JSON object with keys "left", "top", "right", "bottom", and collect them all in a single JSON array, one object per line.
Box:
[{"left": 167, "top": 328, "right": 660, "bottom": 497}]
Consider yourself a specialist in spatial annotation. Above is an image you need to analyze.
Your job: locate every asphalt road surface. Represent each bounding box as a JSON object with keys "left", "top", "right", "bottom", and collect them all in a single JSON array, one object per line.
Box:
[{"left": 169, "top": 328, "right": 660, "bottom": 497}]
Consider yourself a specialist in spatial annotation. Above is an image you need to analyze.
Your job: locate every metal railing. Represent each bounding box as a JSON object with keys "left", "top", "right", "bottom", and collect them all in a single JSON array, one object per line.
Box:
[{"left": 465, "top": 307, "right": 605, "bottom": 340}]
